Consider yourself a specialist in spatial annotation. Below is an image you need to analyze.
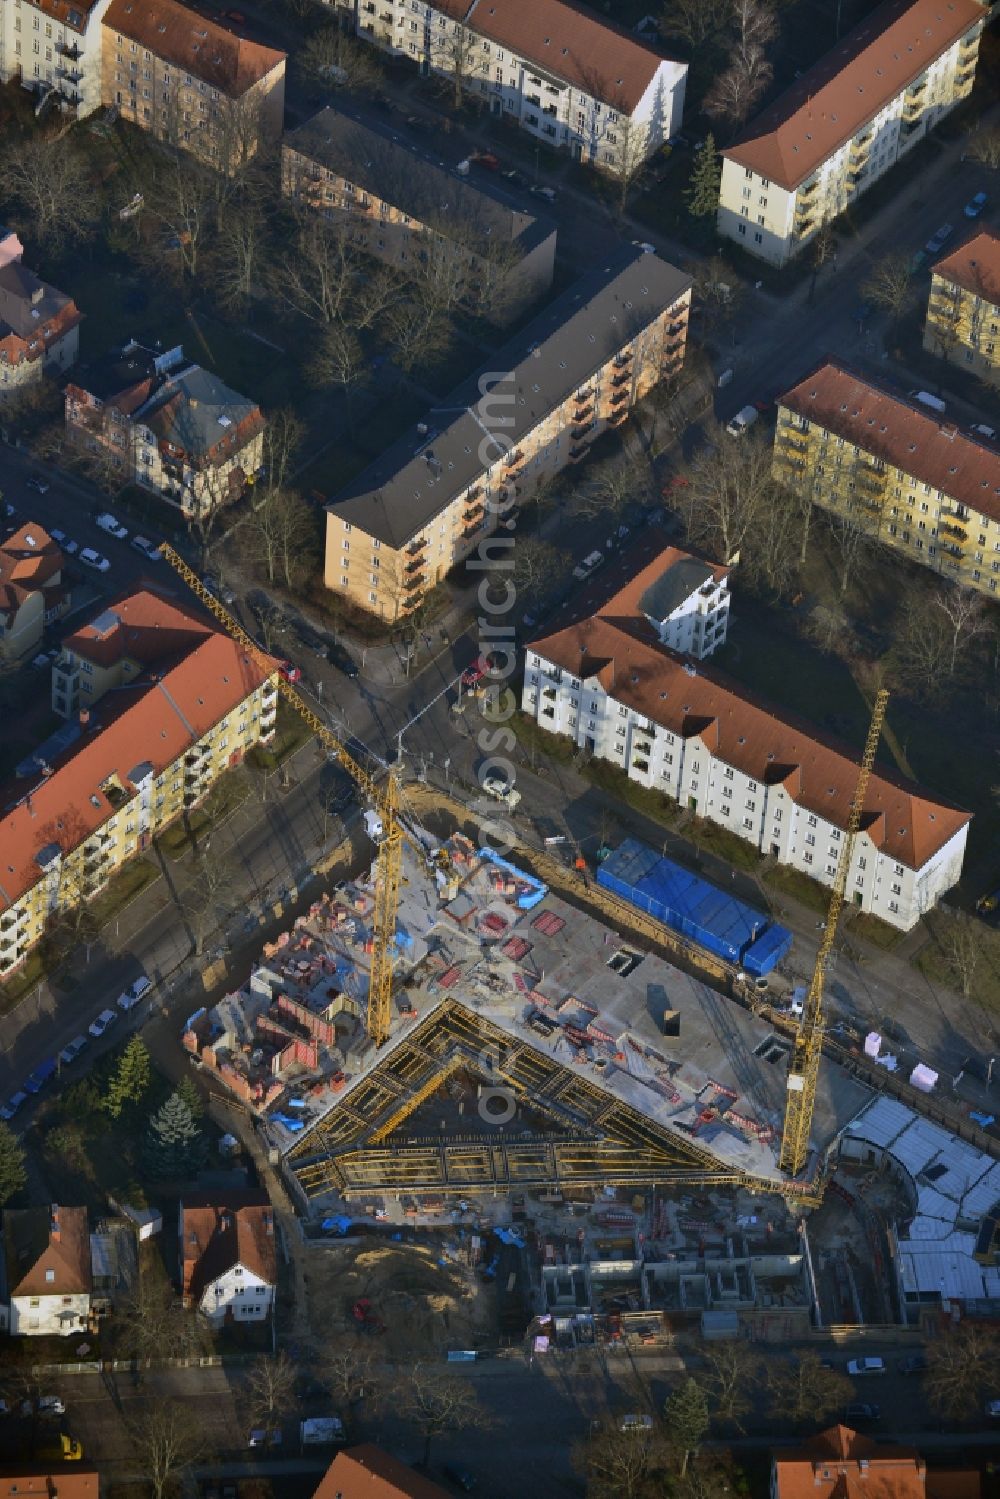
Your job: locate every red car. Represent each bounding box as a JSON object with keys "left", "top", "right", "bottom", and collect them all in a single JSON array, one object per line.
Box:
[{"left": 277, "top": 660, "right": 301, "bottom": 684}]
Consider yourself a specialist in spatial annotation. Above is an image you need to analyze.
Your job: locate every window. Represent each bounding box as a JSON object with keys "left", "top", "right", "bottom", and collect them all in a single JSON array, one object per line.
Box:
[
  {"left": 45, "top": 1269, "right": 55, "bottom": 1283},
  {"left": 745, "top": 800, "right": 756, "bottom": 812},
  {"left": 720, "top": 804, "right": 731, "bottom": 817},
  {"left": 807, "top": 814, "right": 817, "bottom": 827},
  {"left": 754, "top": 231, "right": 763, "bottom": 244},
  {"left": 738, "top": 223, "right": 746, "bottom": 236},
  {"left": 891, "top": 881, "right": 902, "bottom": 894},
  {"left": 889, "top": 900, "right": 899, "bottom": 914},
  {"left": 742, "top": 817, "right": 754, "bottom": 830},
  {"left": 773, "top": 809, "right": 782, "bottom": 821},
  {"left": 806, "top": 834, "right": 815, "bottom": 846},
  {"left": 803, "top": 851, "right": 813, "bottom": 864},
  {"left": 724, "top": 767, "right": 734, "bottom": 780}
]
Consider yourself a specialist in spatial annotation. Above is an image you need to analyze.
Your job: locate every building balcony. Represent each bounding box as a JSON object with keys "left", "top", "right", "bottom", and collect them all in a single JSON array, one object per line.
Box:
[
  {"left": 404, "top": 573, "right": 428, "bottom": 594},
  {"left": 55, "top": 38, "right": 83, "bottom": 58},
  {"left": 613, "top": 350, "right": 633, "bottom": 370},
  {"left": 794, "top": 209, "right": 819, "bottom": 236},
  {"left": 610, "top": 369, "right": 632, "bottom": 390},
  {"left": 609, "top": 387, "right": 629, "bottom": 407},
  {"left": 405, "top": 536, "right": 429, "bottom": 557},
  {"left": 798, "top": 178, "right": 819, "bottom": 199},
  {"left": 608, "top": 408, "right": 628, "bottom": 427},
  {"left": 56, "top": 65, "right": 84, "bottom": 84},
  {"left": 571, "top": 421, "right": 596, "bottom": 442},
  {"left": 939, "top": 520, "right": 968, "bottom": 542},
  {"left": 902, "top": 97, "right": 924, "bottom": 123}
]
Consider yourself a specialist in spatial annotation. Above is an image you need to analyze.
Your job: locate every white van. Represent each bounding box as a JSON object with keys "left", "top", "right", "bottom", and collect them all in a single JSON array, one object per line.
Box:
[
  {"left": 725, "top": 405, "right": 758, "bottom": 437},
  {"left": 908, "top": 390, "right": 947, "bottom": 414}
]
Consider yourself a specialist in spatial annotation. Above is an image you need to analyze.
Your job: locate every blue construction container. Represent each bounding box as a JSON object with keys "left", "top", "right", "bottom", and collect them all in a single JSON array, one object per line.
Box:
[
  {"left": 597, "top": 838, "right": 789, "bottom": 972},
  {"left": 742, "top": 922, "right": 793, "bottom": 977}
]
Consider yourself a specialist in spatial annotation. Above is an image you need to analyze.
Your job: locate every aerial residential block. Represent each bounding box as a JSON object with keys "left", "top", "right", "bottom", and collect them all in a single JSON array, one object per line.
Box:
[
  {"left": 522, "top": 536, "right": 969, "bottom": 930},
  {"left": 924, "top": 228, "right": 1000, "bottom": 386},
  {"left": 717, "top": 0, "right": 985, "bottom": 267},
  {"left": 101, "top": 0, "right": 285, "bottom": 171},
  {"left": 323, "top": 247, "right": 690, "bottom": 621},
  {"left": 0, "top": 590, "right": 278, "bottom": 977},
  {"left": 179, "top": 1193, "right": 277, "bottom": 1325},
  {"left": 0, "top": 523, "right": 68, "bottom": 662},
  {"left": 0, "top": 0, "right": 113, "bottom": 117},
  {"left": 328, "top": 0, "right": 686, "bottom": 172},
  {"left": 774, "top": 359, "right": 1000, "bottom": 599},
  {"left": 1, "top": 1205, "right": 92, "bottom": 1336},
  {"left": 65, "top": 341, "right": 265, "bottom": 519},
  {"left": 281, "top": 103, "right": 557, "bottom": 323}
]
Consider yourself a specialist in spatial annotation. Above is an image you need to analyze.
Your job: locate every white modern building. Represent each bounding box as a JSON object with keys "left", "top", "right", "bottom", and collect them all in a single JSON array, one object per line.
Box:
[
  {"left": 522, "top": 540, "right": 969, "bottom": 930},
  {"left": 0, "top": 0, "right": 114, "bottom": 117},
  {"left": 331, "top": 0, "right": 687, "bottom": 172},
  {"left": 1, "top": 1206, "right": 92, "bottom": 1337},
  {"left": 179, "top": 1194, "right": 277, "bottom": 1328},
  {"left": 717, "top": 0, "right": 986, "bottom": 267}
]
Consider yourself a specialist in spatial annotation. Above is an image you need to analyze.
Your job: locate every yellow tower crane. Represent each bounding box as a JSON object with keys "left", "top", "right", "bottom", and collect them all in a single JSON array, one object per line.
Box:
[
  {"left": 779, "top": 687, "right": 889, "bottom": 1177},
  {"left": 159, "top": 545, "right": 402, "bottom": 1048}
]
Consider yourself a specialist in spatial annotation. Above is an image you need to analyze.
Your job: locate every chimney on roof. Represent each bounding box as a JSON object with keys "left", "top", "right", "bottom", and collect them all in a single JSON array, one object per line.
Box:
[
  {"left": 51, "top": 1205, "right": 60, "bottom": 1242},
  {"left": 27, "top": 793, "right": 35, "bottom": 817}
]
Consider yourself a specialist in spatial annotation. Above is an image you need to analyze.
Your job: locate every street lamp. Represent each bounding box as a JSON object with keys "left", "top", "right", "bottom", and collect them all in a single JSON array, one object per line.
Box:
[{"left": 989, "top": 1057, "right": 997, "bottom": 1086}]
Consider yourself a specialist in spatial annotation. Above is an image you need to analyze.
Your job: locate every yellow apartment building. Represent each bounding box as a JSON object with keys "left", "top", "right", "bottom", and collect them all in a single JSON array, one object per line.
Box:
[
  {"left": 323, "top": 247, "right": 690, "bottom": 621},
  {"left": 101, "top": 0, "right": 285, "bottom": 172},
  {"left": 773, "top": 360, "right": 1000, "bottom": 598},
  {"left": 924, "top": 228, "right": 1000, "bottom": 387},
  {"left": 0, "top": 590, "right": 278, "bottom": 977},
  {"left": 281, "top": 104, "right": 557, "bottom": 324}
]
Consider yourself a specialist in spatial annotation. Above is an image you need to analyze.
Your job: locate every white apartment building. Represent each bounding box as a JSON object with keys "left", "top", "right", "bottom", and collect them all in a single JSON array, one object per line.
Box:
[
  {"left": 332, "top": 0, "right": 686, "bottom": 171},
  {"left": 717, "top": 0, "right": 985, "bottom": 267},
  {"left": 521, "top": 542, "right": 969, "bottom": 930},
  {"left": 0, "top": 0, "right": 113, "bottom": 117}
]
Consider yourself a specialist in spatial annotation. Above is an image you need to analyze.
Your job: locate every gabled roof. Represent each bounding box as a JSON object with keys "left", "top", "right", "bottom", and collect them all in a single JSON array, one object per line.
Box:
[
  {"left": 179, "top": 1192, "right": 277, "bottom": 1304},
  {"left": 774, "top": 1425, "right": 931, "bottom": 1499},
  {"left": 0, "top": 589, "right": 276, "bottom": 914},
  {"left": 0, "top": 524, "right": 62, "bottom": 620},
  {"left": 723, "top": 0, "right": 984, "bottom": 191},
  {"left": 0, "top": 260, "right": 80, "bottom": 344},
  {"left": 3, "top": 1206, "right": 92, "bottom": 1299},
  {"left": 466, "top": 0, "right": 673, "bottom": 112},
  {"left": 63, "top": 590, "right": 209, "bottom": 670},
  {"left": 932, "top": 226, "right": 1000, "bottom": 306},
  {"left": 529, "top": 539, "right": 969, "bottom": 872},
  {"left": 327, "top": 247, "right": 690, "bottom": 547},
  {"left": 283, "top": 103, "right": 550, "bottom": 256},
  {"left": 776, "top": 358, "right": 1000, "bottom": 523},
  {"left": 138, "top": 365, "right": 262, "bottom": 462},
  {"left": 102, "top": 0, "right": 286, "bottom": 96},
  {"left": 313, "top": 1445, "right": 452, "bottom": 1499}
]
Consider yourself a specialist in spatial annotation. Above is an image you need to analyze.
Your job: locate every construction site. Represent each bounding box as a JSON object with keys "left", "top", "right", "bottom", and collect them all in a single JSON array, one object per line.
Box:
[{"left": 167, "top": 558, "right": 1000, "bottom": 1351}]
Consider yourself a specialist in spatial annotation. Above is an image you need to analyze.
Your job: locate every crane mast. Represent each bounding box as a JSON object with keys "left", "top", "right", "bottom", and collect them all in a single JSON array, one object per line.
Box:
[
  {"left": 158, "top": 546, "right": 399, "bottom": 1047},
  {"left": 779, "top": 688, "right": 889, "bottom": 1177}
]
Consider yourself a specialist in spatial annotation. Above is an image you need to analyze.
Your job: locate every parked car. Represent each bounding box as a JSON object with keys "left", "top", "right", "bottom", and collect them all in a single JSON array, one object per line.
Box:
[
  {"left": 0, "top": 1091, "right": 29, "bottom": 1121},
  {"left": 572, "top": 550, "right": 605, "bottom": 582},
  {"left": 49, "top": 528, "right": 79, "bottom": 556},
  {"left": 899, "top": 1355, "right": 928, "bottom": 1375},
  {"left": 619, "top": 1415, "right": 654, "bottom": 1433},
  {"left": 964, "top": 191, "right": 988, "bottom": 219},
  {"left": 276, "top": 660, "right": 301, "bottom": 684},
  {"left": 530, "top": 185, "right": 556, "bottom": 203},
  {"left": 95, "top": 512, "right": 128, "bottom": 539},
  {"left": 59, "top": 1035, "right": 89, "bottom": 1067},
  {"left": 482, "top": 773, "right": 521, "bottom": 809},
  {"left": 725, "top": 405, "right": 759, "bottom": 437},
  {"left": 631, "top": 240, "right": 656, "bottom": 253},
  {"left": 25, "top": 476, "right": 50, "bottom": 494},
  {"left": 843, "top": 1403, "right": 880, "bottom": 1423},
  {"left": 79, "top": 547, "right": 110, "bottom": 572},
  {"left": 88, "top": 1008, "right": 118, "bottom": 1039},
  {"left": 970, "top": 423, "right": 997, "bottom": 441},
  {"left": 847, "top": 1357, "right": 885, "bottom": 1376},
  {"left": 24, "top": 1059, "right": 57, "bottom": 1094},
  {"left": 130, "top": 535, "right": 163, "bottom": 561},
  {"left": 21, "top": 1396, "right": 66, "bottom": 1416},
  {"left": 117, "top": 974, "right": 151, "bottom": 1011},
  {"left": 924, "top": 223, "right": 954, "bottom": 255},
  {"left": 247, "top": 1429, "right": 283, "bottom": 1449},
  {"left": 986, "top": 1398, "right": 1000, "bottom": 1418}
]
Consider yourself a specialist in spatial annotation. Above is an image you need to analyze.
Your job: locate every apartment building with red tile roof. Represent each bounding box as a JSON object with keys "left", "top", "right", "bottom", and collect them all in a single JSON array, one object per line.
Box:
[
  {"left": 313, "top": 1445, "right": 451, "bottom": 1499},
  {"left": 2, "top": 1205, "right": 92, "bottom": 1336},
  {"left": 0, "top": 523, "right": 68, "bottom": 662},
  {"left": 101, "top": 0, "right": 285, "bottom": 170},
  {"left": 772, "top": 1426, "right": 981, "bottom": 1499},
  {"left": 774, "top": 359, "right": 1000, "bottom": 598},
  {"left": 0, "top": 0, "right": 115, "bottom": 117},
  {"left": 0, "top": 227, "right": 82, "bottom": 401},
  {"left": 717, "top": 0, "right": 985, "bottom": 265},
  {"left": 925, "top": 227, "right": 1000, "bottom": 387},
  {"left": 523, "top": 537, "right": 968, "bottom": 930},
  {"left": 334, "top": 0, "right": 686, "bottom": 171},
  {"left": 179, "top": 1192, "right": 277, "bottom": 1326},
  {"left": 0, "top": 589, "right": 279, "bottom": 978}
]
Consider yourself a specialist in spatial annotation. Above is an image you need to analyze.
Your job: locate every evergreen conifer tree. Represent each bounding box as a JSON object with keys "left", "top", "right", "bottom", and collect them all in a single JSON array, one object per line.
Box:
[
  {"left": 685, "top": 134, "right": 721, "bottom": 217},
  {"left": 143, "top": 1092, "right": 206, "bottom": 1179}
]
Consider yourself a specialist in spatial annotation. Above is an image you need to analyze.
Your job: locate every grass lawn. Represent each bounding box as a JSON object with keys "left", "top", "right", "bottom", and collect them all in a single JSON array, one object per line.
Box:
[
  {"left": 0, "top": 946, "right": 52, "bottom": 1017},
  {"left": 764, "top": 863, "right": 831, "bottom": 915},
  {"left": 849, "top": 911, "right": 906, "bottom": 951},
  {"left": 157, "top": 773, "right": 249, "bottom": 860},
  {"left": 88, "top": 857, "right": 159, "bottom": 927},
  {"left": 510, "top": 711, "right": 577, "bottom": 765},
  {"left": 683, "top": 815, "right": 762, "bottom": 872},
  {"left": 248, "top": 699, "right": 314, "bottom": 772}
]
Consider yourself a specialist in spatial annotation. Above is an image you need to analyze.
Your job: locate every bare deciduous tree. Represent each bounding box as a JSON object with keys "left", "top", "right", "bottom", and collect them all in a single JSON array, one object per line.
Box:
[
  {"left": 242, "top": 1354, "right": 298, "bottom": 1435},
  {"left": 676, "top": 431, "right": 777, "bottom": 566},
  {"left": 573, "top": 1418, "right": 671, "bottom": 1499},
  {"left": 704, "top": 43, "right": 773, "bottom": 128},
  {"left": 211, "top": 202, "right": 266, "bottom": 317},
  {"left": 146, "top": 155, "right": 214, "bottom": 281},
  {"left": 765, "top": 1351, "right": 853, "bottom": 1425},
  {"left": 0, "top": 139, "right": 98, "bottom": 251},
  {"left": 431, "top": 18, "right": 489, "bottom": 108},
  {"left": 863, "top": 252, "right": 913, "bottom": 341},
  {"left": 925, "top": 1325, "right": 1000, "bottom": 1420},
  {"left": 940, "top": 913, "right": 980, "bottom": 999},
  {"left": 393, "top": 1365, "right": 486, "bottom": 1468},
  {"left": 659, "top": 0, "right": 732, "bottom": 47},
  {"left": 933, "top": 583, "right": 994, "bottom": 676},
  {"left": 131, "top": 1401, "right": 204, "bottom": 1499},
  {"left": 307, "top": 324, "right": 370, "bottom": 410},
  {"left": 242, "top": 487, "right": 318, "bottom": 589},
  {"left": 697, "top": 1339, "right": 761, "bottom": 1432},
  {"left": 382, "top": 298, "right": 454, "bottom": 375},
  {"left": 275, "top": 219, "right": 359, "bottom": 326},
  {"left": 966, "top": 127, "right": 1000, "bottom": 171},
  {"left": 261, "top": 410, "right": 306, "bottom": 503},
  {"left": 296, "top": 26, "right": 384, "bottom": 98},
  {"left": 511, "top": 538, "right": 569, "bottom": 594},
  {"left": 116, "top": 1280, "right": 200, "bottom": 1366},
  {"left": 572, "top": 453, "right": 655, "bottom": 522}
]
